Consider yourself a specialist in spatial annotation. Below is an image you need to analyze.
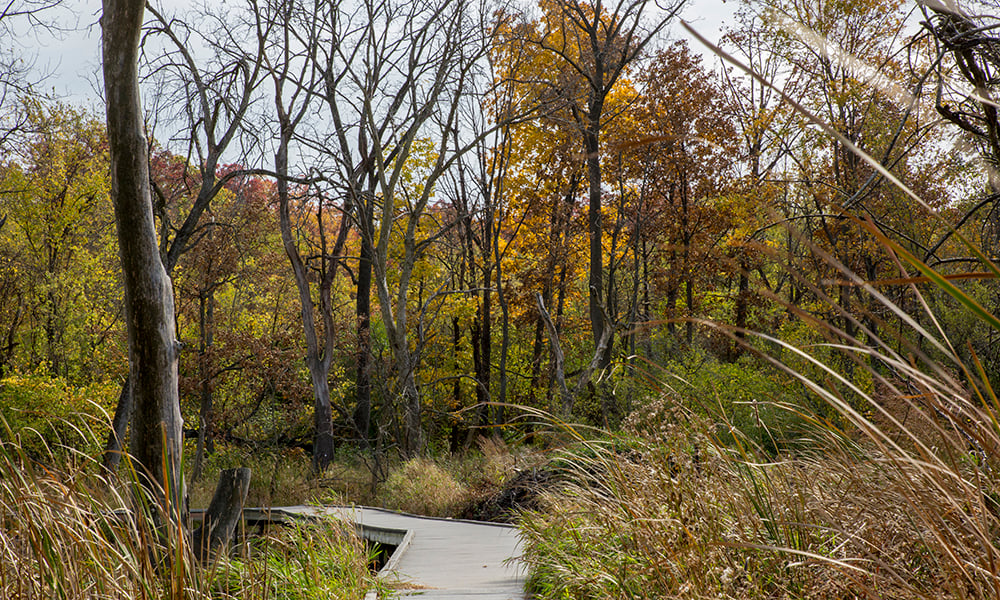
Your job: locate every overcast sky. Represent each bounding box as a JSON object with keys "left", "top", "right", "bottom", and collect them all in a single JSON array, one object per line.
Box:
[{"left": 20, "top": 0, "right": 736, "bottom": 109}]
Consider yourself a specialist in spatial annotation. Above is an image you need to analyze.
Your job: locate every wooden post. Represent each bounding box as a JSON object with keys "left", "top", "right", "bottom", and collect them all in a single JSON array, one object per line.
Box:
[{"left": 193, "top": 467, "right": 251, "bottom": 561}]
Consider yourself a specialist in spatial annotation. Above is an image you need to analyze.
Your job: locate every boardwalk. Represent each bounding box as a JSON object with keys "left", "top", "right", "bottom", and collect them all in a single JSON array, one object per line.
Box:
[{"left": 275, "top": 505, "right": 527, "bottom": 599}]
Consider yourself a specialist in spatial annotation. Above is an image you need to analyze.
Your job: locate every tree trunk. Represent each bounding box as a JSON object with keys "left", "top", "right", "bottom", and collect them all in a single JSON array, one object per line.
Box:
[
  {"left": 530, "top": 317, "right": 545, "bottom": 402},
  {"left": 536, "top": 293, "right": 572, "bottom": 415},
  {"left": 642, "top": 238, "right": 652, "bottom": 359},
  {"left": 682, "top": 176, "right": 693, "bottom": 346},
  {"left": 399, "top": 359, "right": 423, "bottom": 457},
  {"left": 476, "top": 266, "right": 492, "bottom": 427},
  {"left": 494, "top": 244, "right": 510, "bottom": 426},
  {"left": 468, "top": 320, "right": 486, "bottom": 444},
  {"left": 101, "top": 0, "right": 184, "bottom": 520},
  {"left": 685, "top": 278, "right": 694, "bottom": 345},
  {"left": 585, "top": 121, "right": 607, "bottom": 367},
  {"left": 732, "top": 260, "right": 749, "bottom": 361},
  {"left": 101, "top": 377, "right": 131, "bottom": 474},
  {"left": 353, "top": 232, "right": 373, "bottom": 449},
  {"left": 275, "top": 124, "right": 334, "bottom": 471},
  {"left": 308, "top": 361, "right": 336, "bottom": 469},
  {"left": 192, "top": 291, "right": 215, "bottom": 483},
  {"left": 374, "top": 206, "right": 424, "bottom": 457},
  {"left": 666, "top": 265, "right": 678, "bottom": 336},
  {"left": 44, "top": 287, "right": 60, "bottom": 376},
  {"left": 193, "top": 467, "right": 251, "bottom": 561},
  {"left": 451, "top": 316, "right": 463, "bottom": 452}
]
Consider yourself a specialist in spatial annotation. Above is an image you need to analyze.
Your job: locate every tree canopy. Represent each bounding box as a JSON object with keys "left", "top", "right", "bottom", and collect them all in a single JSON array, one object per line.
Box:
[{"left": 0, "top": 0, "right": 995, "bottom": 475}]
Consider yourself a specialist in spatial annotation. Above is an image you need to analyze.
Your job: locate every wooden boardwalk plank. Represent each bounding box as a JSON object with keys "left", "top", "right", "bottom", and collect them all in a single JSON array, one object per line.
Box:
[{"left": 276, "top": 505, "right": 527, "bottom": 599}]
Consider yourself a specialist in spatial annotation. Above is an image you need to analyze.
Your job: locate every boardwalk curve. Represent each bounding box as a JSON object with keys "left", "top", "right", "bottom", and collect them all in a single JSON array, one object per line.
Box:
[{"left": 274, "top": 505, "right": 527, "bottom": 599}]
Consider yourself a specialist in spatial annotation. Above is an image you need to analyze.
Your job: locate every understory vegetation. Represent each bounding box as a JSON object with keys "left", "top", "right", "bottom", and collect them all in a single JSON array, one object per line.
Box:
[{"left": 514, "top": 208, "right": 1000, "bottom": 597}]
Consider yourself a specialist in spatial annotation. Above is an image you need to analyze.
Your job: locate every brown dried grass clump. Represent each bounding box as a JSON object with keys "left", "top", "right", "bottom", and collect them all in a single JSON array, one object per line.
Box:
[
  {"left": 520, "top": 400, "right": 1000, "bottom": 599},
  {"left": 379, "top": 456, "right": 469, "bottom": 517}
]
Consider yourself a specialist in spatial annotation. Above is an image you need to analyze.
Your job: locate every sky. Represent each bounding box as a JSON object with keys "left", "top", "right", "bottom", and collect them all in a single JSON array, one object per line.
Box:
[
  {"left": 12, "top": 0, "right": 98, "bottom": 105},
  {"left": 17, "top": 0, "right": 738, "bottom": 110}
]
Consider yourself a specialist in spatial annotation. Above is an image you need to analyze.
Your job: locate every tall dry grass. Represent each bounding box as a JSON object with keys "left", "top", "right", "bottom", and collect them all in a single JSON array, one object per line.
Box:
[
  {"left": 520, "top": 388, "right": 1000, "bottom": 599},
  {"left": 0, "top": 421, "right": 376, "bottom": 599}
]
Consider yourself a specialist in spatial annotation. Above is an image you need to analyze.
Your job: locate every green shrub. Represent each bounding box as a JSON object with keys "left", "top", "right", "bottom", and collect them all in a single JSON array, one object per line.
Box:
[
  {"left": 0, "top": 373, "right": 117, "bottom": 463},
  {"left": 645, "top": 353, "right": 833, "bottom": 454},
  {"left": 188, "top": 443, "right": 320, "bottom": 509},
  {"left": 209, "top": 519, "right": 376, "bottom": 600}
]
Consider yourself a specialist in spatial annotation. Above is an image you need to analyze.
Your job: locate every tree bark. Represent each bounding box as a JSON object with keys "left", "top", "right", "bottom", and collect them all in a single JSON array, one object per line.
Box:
[
  {"left": 101, "top": 0, "right": 184, "bottom": 518},
  {"left": 474, "top": 267, "right": 492, "bottom": 430},
  {"left": 193, "top": 467, "right": 251, "bottom": 561},
  {"left": 536, "top": 293, "right": 572, "bottom": 415},
  {"left": 398, "top": 355, "right": 424, "bottom": 456},
  {"left": 101, "top": 377, "right": 131, "bottom": 474},
  {"left": 494, "top": 239, "right": 510, "bottom": 426},
  {"left": 353, "top": 230, "right": 373, "bottom": 449},
  {"left": 732, "top": 258, "right": 749, "bottom": 361},
  {"left": 275, "top": 118, "right": 334, "bottom": 471},
  {"left": 192, "top": 291, "right": 216, "bottom": 483},
  {"left": 585, "top": 117, "right": 608, "bottom": 367}
]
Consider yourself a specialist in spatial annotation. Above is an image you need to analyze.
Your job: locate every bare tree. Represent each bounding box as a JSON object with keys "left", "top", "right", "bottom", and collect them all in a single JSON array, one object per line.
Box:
[
  {"left": 101, "top": 0, "right": 184, "bottom": 520},
  {"left": 143, "top": 3, "right": 266, "bottom": 273},
  {"left": 244, "top": 0, "right": 345, "bottom": 471},
  {"left": 103, "top": 1, "right": 268, "bottom": 474},
  {"left": 0, "top": 0, "right": 63, "bottom": 149},
  {"left": 312, "top": 0, "right": 504, "bottom": 456},
  {"left": 920, "top": 0, "right": 1000, "bottom": 235}
]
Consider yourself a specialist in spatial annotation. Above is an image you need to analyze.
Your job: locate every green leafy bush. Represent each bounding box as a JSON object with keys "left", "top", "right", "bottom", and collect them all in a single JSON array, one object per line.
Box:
[
  {"left": 187, "top": 443, "right": 320, "bottom": 509},
  {"left": 648, "top": 353, "right": 834, "bottom": 454},
  {"left": 209, "top": 519, "right": 376, "bottom": 600},
  {"left": 0, "top": 373, "right": 117, "bottom": 463}
]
